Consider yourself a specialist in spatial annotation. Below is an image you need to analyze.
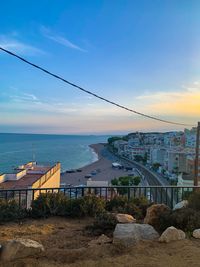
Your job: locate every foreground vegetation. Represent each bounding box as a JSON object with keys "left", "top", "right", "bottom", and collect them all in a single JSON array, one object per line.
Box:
[
  {"left": 2, "top": 191, "right": 200, "bottom": 236},
  {"left": 0, "top": 193, "right": 149, "bottom": 223}
]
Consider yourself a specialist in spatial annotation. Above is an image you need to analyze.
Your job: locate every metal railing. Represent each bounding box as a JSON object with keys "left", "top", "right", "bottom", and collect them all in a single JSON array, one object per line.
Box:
[{"left": 0, "top": 186, "right": 198, "bottom": 209}]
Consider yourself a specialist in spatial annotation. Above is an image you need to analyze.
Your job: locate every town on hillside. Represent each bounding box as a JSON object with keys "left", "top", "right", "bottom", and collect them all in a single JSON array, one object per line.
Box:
[{"left": 109, "top": 127, "right": 198, "bottom": 188}]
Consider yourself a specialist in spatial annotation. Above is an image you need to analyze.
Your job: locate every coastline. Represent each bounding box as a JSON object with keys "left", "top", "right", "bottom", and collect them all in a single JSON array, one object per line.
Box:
[{"left": 61, "top": 143, "right": 126, "bottom": 186}]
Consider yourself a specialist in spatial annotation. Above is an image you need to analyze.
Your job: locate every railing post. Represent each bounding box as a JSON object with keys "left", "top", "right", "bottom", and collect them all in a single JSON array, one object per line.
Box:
[
  {"left": 19, "top": 190, "right": 21, "bottom": 208},
  {"left": 160, "top": 187, "right": 163, "bottom": 204},
  {"left": 81, "top": 187, "right": 84, "bottom": 197},
  {"left": 128, "top": 187, "right": 130, "bottom": 200},
  {"left": 155, "top": 187, "right": 158, "bottom": 203},
  {"left": 171, "top": 187, "right": 174, "bottom": 209},
  {"left": 31, "top": 189, "right": 35, "bottom": 206}
]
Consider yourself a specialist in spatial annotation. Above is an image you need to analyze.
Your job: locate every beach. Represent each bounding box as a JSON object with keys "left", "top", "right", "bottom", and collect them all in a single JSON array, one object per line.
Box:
[{"left": 61, "top": 143, "right": 132, "bottom": 186}]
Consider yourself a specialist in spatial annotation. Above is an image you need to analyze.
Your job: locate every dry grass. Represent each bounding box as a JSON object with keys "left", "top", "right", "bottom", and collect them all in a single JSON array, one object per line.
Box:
[{"left": 1, "top": 217, "right": 200, "bottom": 267}]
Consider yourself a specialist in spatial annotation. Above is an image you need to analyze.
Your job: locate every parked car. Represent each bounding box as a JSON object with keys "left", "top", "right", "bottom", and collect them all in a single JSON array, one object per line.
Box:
[{"left": 85, "top": 174, "right": 92, "bottom": 178}]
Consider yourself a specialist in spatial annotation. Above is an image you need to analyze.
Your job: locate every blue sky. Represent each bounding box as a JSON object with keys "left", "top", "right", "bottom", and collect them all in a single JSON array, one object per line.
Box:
[{"left": 0, "top": 0, "right": 200, "bottom": 134}]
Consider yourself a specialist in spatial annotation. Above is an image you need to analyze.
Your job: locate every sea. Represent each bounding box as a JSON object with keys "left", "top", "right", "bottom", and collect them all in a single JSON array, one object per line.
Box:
[{"left": 0, "top": 133, "right": 109, "bottom": 174}]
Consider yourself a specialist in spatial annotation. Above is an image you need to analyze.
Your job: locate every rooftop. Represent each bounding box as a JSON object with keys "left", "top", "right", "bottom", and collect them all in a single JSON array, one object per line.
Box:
[{"left": 0, "top": 162, "right": 57, "bottom": 189}]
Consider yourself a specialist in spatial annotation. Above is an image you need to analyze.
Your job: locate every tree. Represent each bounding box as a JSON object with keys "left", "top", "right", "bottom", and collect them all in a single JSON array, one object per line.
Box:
[
  {"left": 107, "top": 136, "right": 122, "bottom": 145},
  {"left": 111, "top": 176, "right": 141, "bottom": 195},
  {"left": 133, "top": 176, "right": 141, "bottom": 186},
  {"left": 152, "top": 163, "right": 161, "bottom": 171},
  {"left": 143, "top": 152, "right": 148, "bottom": 165},
  {"left": 134, "top": 155, "right": 144, "bottom": 162}
]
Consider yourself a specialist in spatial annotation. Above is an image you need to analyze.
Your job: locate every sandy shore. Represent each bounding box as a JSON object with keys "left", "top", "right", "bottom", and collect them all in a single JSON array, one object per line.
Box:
[{"left": 61, "top": 143, "right": 131, "bottom": 186}]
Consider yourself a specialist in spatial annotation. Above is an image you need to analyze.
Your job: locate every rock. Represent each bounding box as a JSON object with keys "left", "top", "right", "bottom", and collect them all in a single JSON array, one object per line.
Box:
[
  {"left": 144, "top": 204, "right": 170, "bottom": 231},
  {"left": 88, "top": 234, "right": 112, "bottom": 246},
  {"left": 159, "top": 226, "right": 185, "bottom": 243},
  {"left": 192, "top": 229, "right": 200, "bottom": 239},
  {"left": 113, "top": 223, "right": 159, "bottom": 246},
  {"left": 0, "top": 238, "right": 44, "bottom": 261},
  {"left": 115, "top": 213, "right": 136, "bottom": 223},
  {"left": 173, "top": 200, "right": 188, "bottom": 210}
]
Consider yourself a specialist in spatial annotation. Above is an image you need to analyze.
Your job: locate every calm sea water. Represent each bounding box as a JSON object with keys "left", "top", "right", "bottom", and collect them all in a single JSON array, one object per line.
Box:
[{"left": 0, "top": 133, "right": 109, "bottom": 173}]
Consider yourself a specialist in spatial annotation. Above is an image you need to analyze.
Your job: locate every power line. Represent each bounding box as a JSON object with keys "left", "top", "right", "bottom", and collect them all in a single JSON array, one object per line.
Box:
[{"left": 0, "top": 46, "right": 194, "bottom": 127}]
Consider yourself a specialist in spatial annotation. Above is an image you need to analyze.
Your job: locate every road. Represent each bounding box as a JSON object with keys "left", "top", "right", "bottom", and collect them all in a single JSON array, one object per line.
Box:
[{"left": 106, "top": 146, "right": 174, "bottom": 205}]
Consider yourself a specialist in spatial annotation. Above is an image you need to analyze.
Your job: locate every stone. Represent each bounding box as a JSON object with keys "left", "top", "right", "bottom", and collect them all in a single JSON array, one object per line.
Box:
[
  {"left": 192, "top": 229, "right": 200, "bottom": 239},
  {"left": 144, "top": 204, "right": 170, "bottom": 231},
  {"left": 115, "top": 213, "right": 136, "bottom": 223},
  {"left": 159, "top": 226, "right": 185, "bottom": 243},
  {"left": 88, "top": 234, "right": 112, "bottom": 246},
  {"left": 173, "top": 200, "right": 188, "bottom": 210},
  {"left": 113, "top": 223, "right": 159, "bottom": 246},
  {"left": 0, "top": 238, "right": 44, "bottom": 261}
]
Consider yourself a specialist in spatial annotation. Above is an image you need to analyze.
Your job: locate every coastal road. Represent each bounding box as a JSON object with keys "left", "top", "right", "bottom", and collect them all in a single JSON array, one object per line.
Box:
[
  {"left": 106, "top": 148, "right": 174, "bottom": 205},
  {"left": 61, "top": 144, "right": 174, "bottom": 206}
]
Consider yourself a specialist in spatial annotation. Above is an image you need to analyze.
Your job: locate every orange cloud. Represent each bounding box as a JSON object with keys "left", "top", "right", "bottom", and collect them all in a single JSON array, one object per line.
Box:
[{"left": 137, "top": 83, "right": 200, "bottom": 117}]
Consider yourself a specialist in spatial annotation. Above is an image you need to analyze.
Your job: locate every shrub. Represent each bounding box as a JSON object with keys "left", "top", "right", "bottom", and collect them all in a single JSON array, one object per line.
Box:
[
  {"left": 86, "top": 212, "right": 117, "bottom": 236},
  {"left": 80, "top": 195, "right": 105, "bottom": 217},
  {"left": 106, "top": 196, "right": 149, "bottom": 220},
  {"left": 31, "top": 193, "right": 106, "bottom": 218},
  {"left": 106, "top": 196, "right": 127, "bottom": 212},
  {"left": 171, "top": 208, "right": 200, "bottom": 232},
  {"left": 31, "top": 192, "right": 68, "bottom": 218},
  {"left": 129, "top": 197, "right": 150, "bottom": 219},
  {"left": 154, "top": 208, "right": 172, "bottom": 233},
  {"left": 0, "top": 199, "right": 26, "bottom": 223},
  {"left": 157, "top": 207, "right": 200, "bottom": 233},
  {"left": 188, "top": 190, "right": 200, "bottom": 211},
  {"left": 64, "top": 198, "right": 85, "bottom": 217},
  {"left": 64, "top": 196, "right": 105, "bottom": 217}
]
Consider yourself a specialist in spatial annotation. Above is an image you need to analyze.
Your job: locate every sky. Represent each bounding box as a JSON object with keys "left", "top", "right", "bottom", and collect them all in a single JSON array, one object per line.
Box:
[{"left": 0, "top": 0, "right": 200, "bottom": 134}]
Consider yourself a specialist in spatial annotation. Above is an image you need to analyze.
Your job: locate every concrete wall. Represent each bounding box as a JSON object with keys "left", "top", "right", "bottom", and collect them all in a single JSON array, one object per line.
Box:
[
  {"left": 5, "top": 170, "right": 27, "bottom": 181},
  {"left": 0, "top": 174, "right": 6, "bottom": 183},
  {"left": 31, "top": 163, "right": 60, "bottom": 200}
]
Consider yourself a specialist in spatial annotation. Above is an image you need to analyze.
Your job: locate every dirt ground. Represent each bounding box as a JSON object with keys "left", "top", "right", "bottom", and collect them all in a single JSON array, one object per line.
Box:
[{"left": 1, "top": 218, "right": 200, "bottom": 267}]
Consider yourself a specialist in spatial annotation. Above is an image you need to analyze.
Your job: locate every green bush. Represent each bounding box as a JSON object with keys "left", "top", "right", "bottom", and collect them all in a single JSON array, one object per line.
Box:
[
  {"left": 106, "top": 196, "right": 127, "bottom": 212},
  {"left": 188, "top": 190, "right": 200, "bottom": 211},
  {"left": 129, "top": 197, "right": 151, "bottom": 220},
  {"left": 86, "top": 212, "right": 117, "bottom": 236},
  {"left": 157, "top": 207, "right": 200, "bottom": 233},
  {"left": 80, "top": 195, "right": 105, "bottom": 217},
  {"left": 171, "top": 208, "right": 200, "bottom": 232},
  {"left": 31, "top": 193, "right": 106, "bottom": 218},
  {"left": 64, "top": 196, "right": 105, "bottom": 218},
  {"left": 64, "top": 198, "right": 85, "bottom": 217},
  {"left": 31, "top": 192, "right": 68, "bottom": 218},
  {"left": 0, "top": 199, "right": 26, "bottom": 223},
  {"left": 105, "top": 196, "right": 149, "bottom": 220}
]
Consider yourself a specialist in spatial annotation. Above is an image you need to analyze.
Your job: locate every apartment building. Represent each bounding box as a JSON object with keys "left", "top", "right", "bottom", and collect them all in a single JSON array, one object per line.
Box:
[
  {"left": 150, "top": 147, "right": 166, "bottom": 165},
  {"left": 165, "top": 150, "right": 187, "bottom": 173},
  {"left": 0, "top": 161, "right": 61, "bottom": 207}
]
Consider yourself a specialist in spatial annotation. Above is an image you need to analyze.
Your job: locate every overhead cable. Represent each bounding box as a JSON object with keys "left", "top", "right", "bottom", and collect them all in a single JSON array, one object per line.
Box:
[{"left": 0, "top": 46, "right": 194, "bottom": 127}]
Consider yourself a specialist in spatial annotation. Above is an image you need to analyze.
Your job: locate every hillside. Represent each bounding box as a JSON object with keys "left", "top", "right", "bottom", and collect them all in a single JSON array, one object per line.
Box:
[{"left": 1, "top": 217, "right": 200, "bottom": 267}]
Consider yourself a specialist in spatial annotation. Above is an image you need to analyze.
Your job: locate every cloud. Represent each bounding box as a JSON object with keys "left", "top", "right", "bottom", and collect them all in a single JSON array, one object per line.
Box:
[
  {"left": 0, "top": 34, "right": 44, "bottom": 56},
  {"left": 40, "top": 26, "right": 87, "bottom": 52},
  {"left": 10, "top": 93, "right": 39, "bottom": 103},
  {"left": 2, "top": 91, "right": 78, "bottom": 114},
  {"left": 135, "top": 82, "right": 200, "bottom": 117}
]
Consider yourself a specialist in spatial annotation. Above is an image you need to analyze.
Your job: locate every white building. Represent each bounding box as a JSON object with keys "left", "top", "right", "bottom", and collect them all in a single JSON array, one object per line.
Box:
[
  {"left": 150, "top": 148, "right": 166, "bottom": 165},
  {"left": 177, "top": 173, "right": 194, "bottom": 187},
  {"left": 166, "top": 150, "right": 187, "bottom": 173},
  {"left": 127, "top": 146, "right": 146, "bottom": 160}
]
